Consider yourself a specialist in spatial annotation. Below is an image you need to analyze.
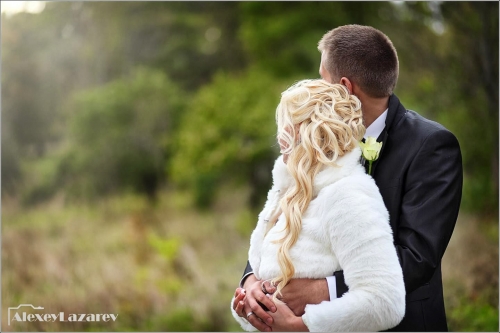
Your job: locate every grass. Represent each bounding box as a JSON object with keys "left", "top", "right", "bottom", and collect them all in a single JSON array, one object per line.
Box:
[
  {"left": 442, "top": 214, "right": 499, "bottom": 332},
  {"left": 2, "top": 186, "right": 250, "bottom": 332},
  {"left": 2, "top": 187, "right": 498, "bottom": 331}
]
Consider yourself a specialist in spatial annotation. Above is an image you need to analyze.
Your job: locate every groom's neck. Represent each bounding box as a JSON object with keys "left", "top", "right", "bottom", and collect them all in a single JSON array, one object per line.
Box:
[{"left": 358, "top": 93, "right": 389, "bottom": 128}]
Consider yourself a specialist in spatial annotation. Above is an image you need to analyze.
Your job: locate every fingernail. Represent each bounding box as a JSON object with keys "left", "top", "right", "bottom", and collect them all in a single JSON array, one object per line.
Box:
[
  {"left": 266, "top": 328, "right": 271, "bottom": 332},
  {"left": 239, "top": 301, "right": 244, "bottom": 306},
  {"left": 267, "top": 318, "right": 273, "bottom": 325},
  {"left": 271, "top": 306, "right": 276, "bottom": 312}
]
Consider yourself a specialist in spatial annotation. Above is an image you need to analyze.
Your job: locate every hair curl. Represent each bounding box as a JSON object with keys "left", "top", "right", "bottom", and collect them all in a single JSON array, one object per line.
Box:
[{"left": 271, "top": 79, "right": 365, "bottom": 301}]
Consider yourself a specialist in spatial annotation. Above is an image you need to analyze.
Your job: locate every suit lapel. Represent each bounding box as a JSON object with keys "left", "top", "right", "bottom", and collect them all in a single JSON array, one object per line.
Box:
[
  {"left": 370, "top": 129, "right": 388, "bottom": 176},
  {"left": 369, "top": 94, "right": 405, "bottom": 177}
]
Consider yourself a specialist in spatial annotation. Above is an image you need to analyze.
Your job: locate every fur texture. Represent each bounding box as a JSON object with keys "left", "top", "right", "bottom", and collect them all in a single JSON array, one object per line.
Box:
[{"left": 232, "top": 147, "right": 405, "bottom": 331}]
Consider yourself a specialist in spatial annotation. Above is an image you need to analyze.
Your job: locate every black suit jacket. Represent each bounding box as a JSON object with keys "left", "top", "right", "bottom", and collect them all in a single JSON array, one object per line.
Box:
[
  {"left": 364, "top": 94, "right": 462, "bottom": 331},
  {"left": 243, "top": 94, "right": 463, "bottom": 332}
]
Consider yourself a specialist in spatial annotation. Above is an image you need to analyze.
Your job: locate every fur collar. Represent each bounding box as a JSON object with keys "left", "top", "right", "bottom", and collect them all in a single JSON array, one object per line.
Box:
[{"left": 272, "top": 147, "right": 363, "bottom": 197}]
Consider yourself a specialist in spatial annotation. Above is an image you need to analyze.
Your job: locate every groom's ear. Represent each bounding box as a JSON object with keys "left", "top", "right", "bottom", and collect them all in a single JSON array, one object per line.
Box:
[{"left": 339, "top": 77, "right": 353, "bottom": 94}]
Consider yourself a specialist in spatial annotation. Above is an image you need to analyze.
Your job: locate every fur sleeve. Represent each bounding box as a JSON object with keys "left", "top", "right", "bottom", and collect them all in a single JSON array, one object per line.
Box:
[
  {"left": 302, "top": 175, "right": 406, "bottom": 332},
  {"left": 248, "top": 155, "right": 290, "bottom": 279},
  {"left": 231, "top": 155, "right": 290, "bottom": 330}
]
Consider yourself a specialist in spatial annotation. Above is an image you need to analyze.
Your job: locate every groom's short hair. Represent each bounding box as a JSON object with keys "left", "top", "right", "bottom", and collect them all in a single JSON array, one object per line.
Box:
[{"left": 318, "top": 25, "right": 399, "bottom": 98}]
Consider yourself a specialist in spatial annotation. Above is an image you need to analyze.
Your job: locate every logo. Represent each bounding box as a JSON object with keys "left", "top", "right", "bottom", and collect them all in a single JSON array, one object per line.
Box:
[{"left": 8, "top": 304, "right": 118, "bottom": 326}]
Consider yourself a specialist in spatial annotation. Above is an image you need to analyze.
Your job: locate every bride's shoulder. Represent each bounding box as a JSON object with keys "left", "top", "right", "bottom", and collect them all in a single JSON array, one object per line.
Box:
[{"left": 317, "top": 171, "right": 382, "bottom": 209}]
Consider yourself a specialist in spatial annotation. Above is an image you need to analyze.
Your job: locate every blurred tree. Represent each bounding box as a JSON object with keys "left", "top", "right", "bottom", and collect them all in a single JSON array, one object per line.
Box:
[
  {"left": 133, "top": 1, "right": 248, "bottom": 91},
  {"left": 2, "top": 1, "right": 247, "bottom": 201},
  {"left": 170, "top": 68, "right": 285, "bottom": 208},
  {"left": 2, "top": 1, "right": 498, "bottom": 217},
  {"left": 1, "top": 10, "right": 59, "bottom": 158},
  {"left": 59, "top": 67, "right": 184, "bottom": 202},
  {"left": 1, "top": 8, "right": 66, "bottom": 195},
  {"left": 1, "top": 134, "right": 22, "bottom": 196},
  {"left": 65, "top": 1, "right": 247, "bottom": 91},
  {"left": 388, "top": 1, "right": 499, "bottom": 216},
  {"left": 438, "top": 1, "right": 499, "bottom": 216},
  {"left": 238, "top": 1, "right": 394, "bottom": 78}
]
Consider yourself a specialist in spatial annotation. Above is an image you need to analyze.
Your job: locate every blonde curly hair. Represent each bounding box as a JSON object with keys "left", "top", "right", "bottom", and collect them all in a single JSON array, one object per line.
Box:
[{"left": 271, "top": 79, "right": 365, "bottom": 301}]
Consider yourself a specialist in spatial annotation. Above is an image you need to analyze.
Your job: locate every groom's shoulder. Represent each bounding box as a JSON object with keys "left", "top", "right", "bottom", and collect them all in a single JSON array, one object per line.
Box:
[
  {"left": 405, "top": 109, "right": 447, "bottom": 131},
  {"left": 390, "top": 94, "right": 449, "bottom": 136},
  {"left": 396, "top": 108, "right": 456, "bottom": 141},
  {"left": 394, "top": 109, "right": 461, "bottom": 157}
]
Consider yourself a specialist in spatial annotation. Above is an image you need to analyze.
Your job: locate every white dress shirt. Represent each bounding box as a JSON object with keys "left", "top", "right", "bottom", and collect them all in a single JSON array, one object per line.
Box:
[{"left": 364, "top": 109, "right": 388, "bottom": 140}]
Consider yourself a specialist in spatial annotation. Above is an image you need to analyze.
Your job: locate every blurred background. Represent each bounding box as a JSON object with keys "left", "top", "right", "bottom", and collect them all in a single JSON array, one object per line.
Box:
[{"left": 1, "top": 1, "right": 498, "bottom": 331}]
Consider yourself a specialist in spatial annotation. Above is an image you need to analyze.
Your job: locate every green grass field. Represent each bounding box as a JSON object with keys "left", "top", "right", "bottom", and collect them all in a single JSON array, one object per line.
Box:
[{"left": 2, "top": 186, "right": 498, "bottom": 332}]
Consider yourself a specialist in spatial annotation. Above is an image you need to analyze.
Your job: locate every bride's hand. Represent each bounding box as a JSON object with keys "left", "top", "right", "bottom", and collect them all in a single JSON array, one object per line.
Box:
[{"left": 267, "top": 296, "right": 309, "bottom": 332}]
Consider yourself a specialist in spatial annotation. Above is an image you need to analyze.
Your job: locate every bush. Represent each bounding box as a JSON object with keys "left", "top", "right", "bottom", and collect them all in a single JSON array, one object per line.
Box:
[
  {"left": 170, "top": 68, "right": 287, "bottom": 208},
  {"left": 60, "top": 67, "right": 185, "bottom": 201}
]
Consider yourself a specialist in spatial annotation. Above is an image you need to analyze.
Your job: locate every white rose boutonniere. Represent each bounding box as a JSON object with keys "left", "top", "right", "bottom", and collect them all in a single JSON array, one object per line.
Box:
[{"left": 359, "top": 137, "right": 383, "bottom": 175}]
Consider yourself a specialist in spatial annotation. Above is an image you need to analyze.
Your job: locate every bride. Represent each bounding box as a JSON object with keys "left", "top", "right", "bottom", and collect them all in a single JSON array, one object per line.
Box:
[{"left": 231, "top": 79, "right": 405, "bottom": 332}]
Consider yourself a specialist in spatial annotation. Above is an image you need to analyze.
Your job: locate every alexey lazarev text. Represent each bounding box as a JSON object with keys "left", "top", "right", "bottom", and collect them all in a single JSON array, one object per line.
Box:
[{"left": 10, "top": 311, "right": 118, "bottom": 323}]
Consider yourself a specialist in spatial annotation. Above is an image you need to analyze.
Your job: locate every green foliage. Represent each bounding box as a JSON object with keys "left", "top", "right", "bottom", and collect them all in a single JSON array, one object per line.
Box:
[
  {"left": 147, "top": 308, "right": 212, "bottom": 332},
  {"left": 1, "top": 10, "right": 60, "bottom": 157},
  {"left": 1, "top": 135, "right": 22, "bottom": 195},
  {"left": 448, "top": 293, "right": 499, "bottom": 332},
  {"left": 19, "top": 152, "right": 66, "bottom": 205},
  {"left": 235, "top": 207, "right": 258, "bottom": 238},
  {"left": 239, "top": 2, "right": 391, "bottom": 78},
  {"left": 392, "top": 1, "right": 499, "bottom": 216},
  {"left": 148, "top": 234, "right": 180, "bottom": 263},
  {"left": 60, "top": 67, "right": 185, "bottom": 201},
  {"left": 143, "top": 2, "right": 247, "bottom": 91},
  {"left": 170, "top": 68, "right": 285, "bottom": 208},
  {"left": 3, "top": 1, "right": 498, "bottom": 215}
]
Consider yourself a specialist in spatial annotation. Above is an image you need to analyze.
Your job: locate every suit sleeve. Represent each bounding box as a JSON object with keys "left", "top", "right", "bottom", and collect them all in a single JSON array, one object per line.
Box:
[
  {"left": 395, "top": 128, "right": 463, "bottom": 293},
  {"left": 239, "top": 261, "right": 253, "bottom": 288}
]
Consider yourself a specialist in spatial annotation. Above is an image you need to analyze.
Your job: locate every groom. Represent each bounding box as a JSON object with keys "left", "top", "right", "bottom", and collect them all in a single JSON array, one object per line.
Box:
[{"left": 233, "top": 25, "right": 463, "bottom": 332}]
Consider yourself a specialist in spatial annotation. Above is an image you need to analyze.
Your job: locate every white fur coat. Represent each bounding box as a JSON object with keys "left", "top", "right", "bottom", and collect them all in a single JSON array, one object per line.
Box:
[{"left": 231, "top": 147, "right": 405, "bottom": 332}]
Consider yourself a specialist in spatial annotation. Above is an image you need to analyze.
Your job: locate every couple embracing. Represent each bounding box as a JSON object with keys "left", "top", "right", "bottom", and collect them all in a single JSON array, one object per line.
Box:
[{"left": 230, "top": 25, "right": 463, "bottom": 332}]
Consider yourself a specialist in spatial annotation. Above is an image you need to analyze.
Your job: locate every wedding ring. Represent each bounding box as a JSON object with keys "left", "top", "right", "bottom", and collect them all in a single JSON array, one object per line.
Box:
[
  {"left": 261, "top": 283, "right": 267, "bottom": 294},
  {"left": 246, "top": 312, "right": 255, "bottom": 318}
]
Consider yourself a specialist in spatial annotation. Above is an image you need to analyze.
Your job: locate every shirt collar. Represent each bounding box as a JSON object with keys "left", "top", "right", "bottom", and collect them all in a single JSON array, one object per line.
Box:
[{"left": 364, "top": 108, "right": 388, "bottom": 140}]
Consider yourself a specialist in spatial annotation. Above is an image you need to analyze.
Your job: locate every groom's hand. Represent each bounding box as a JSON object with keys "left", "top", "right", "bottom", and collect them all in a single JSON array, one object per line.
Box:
[
  {"left": 278, "top": 278, "right": 330, "bottom": 316},
  {"left": 242, "top": 274, "right": 277, "bottom": 332}
]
